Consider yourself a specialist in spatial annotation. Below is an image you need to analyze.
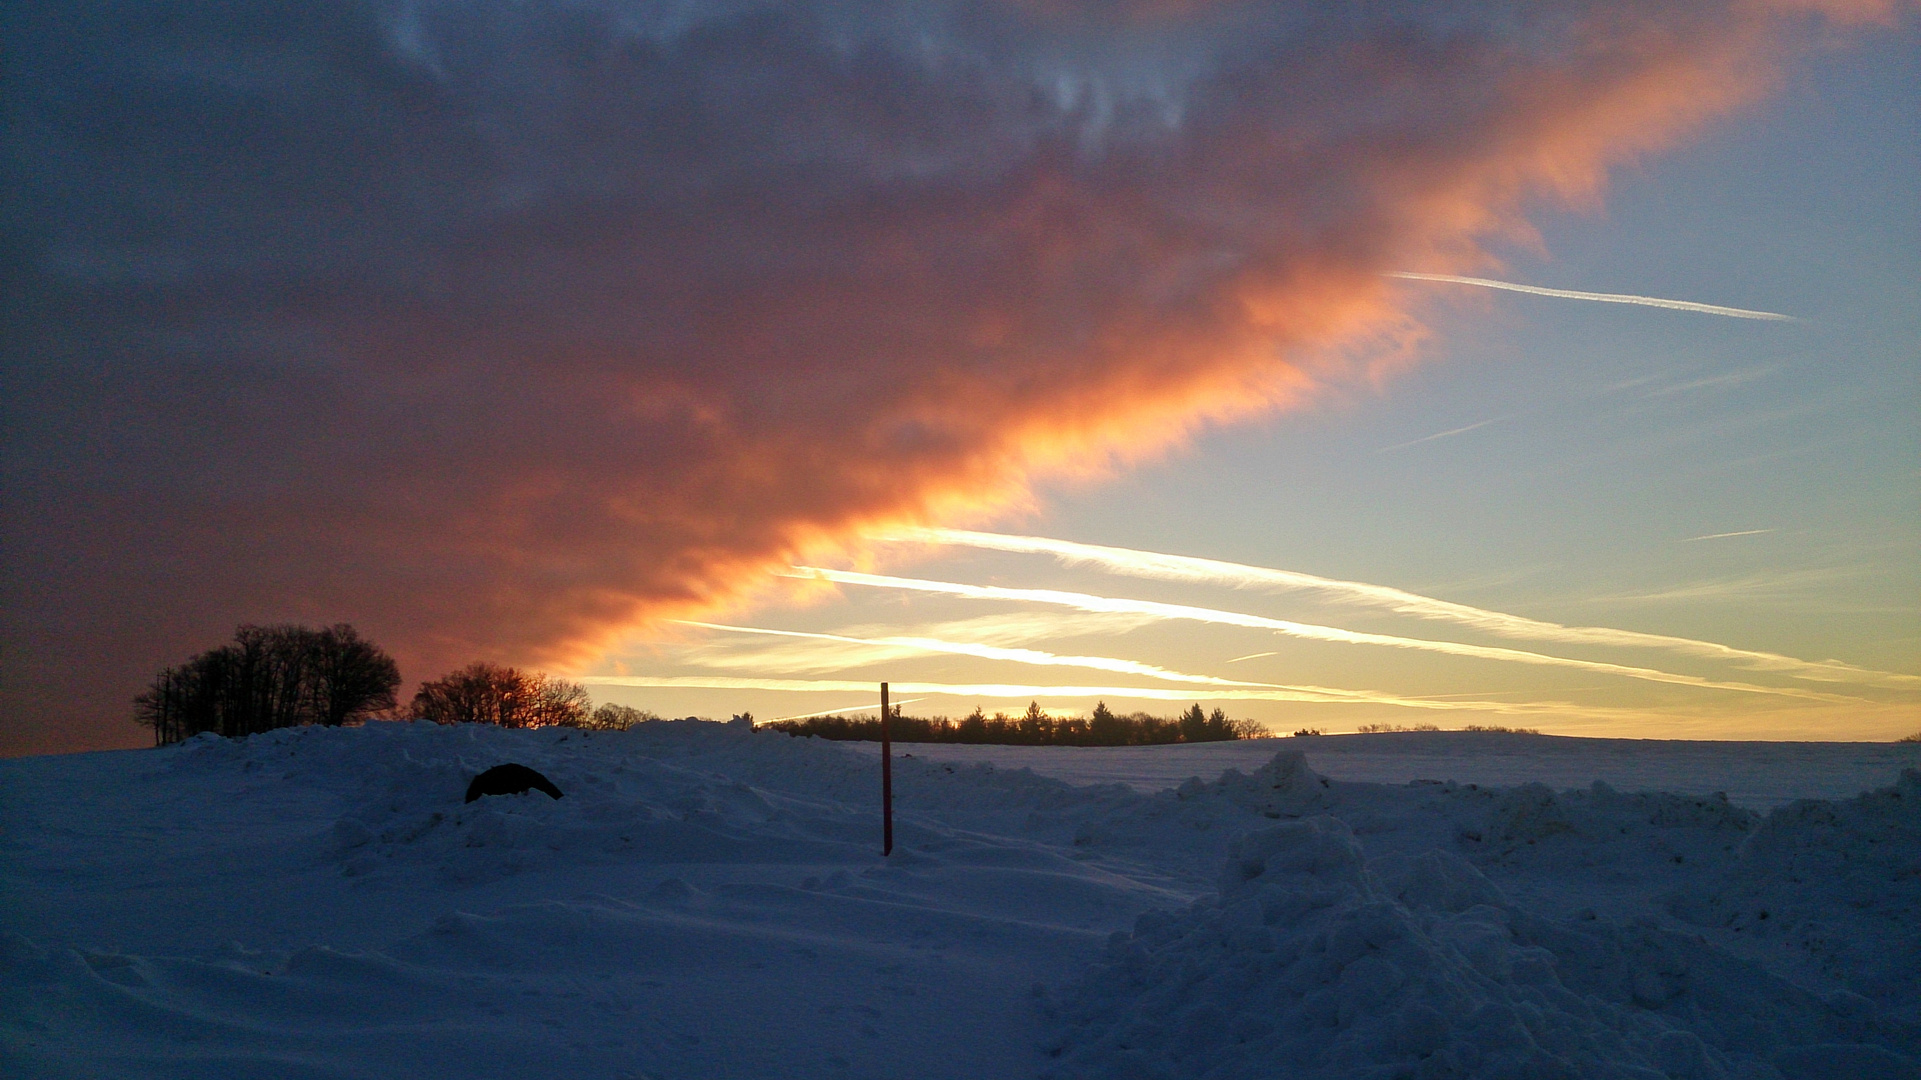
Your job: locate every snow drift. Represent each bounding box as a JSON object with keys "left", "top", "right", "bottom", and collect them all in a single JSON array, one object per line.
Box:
[{"left": 1, "top": 723, "right": 1916, "bottom": 1079}]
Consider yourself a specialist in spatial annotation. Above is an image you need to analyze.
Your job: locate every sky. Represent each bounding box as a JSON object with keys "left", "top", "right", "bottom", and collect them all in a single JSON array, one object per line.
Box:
[{"left": 2, "top": 0, "right": 1915, "bottom": 756}]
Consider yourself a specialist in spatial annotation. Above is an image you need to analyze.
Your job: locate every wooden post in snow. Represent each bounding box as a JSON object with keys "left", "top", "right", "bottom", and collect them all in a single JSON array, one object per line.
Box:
[{"left": 880, "top": 682, "right": 894, "bottom": 856}]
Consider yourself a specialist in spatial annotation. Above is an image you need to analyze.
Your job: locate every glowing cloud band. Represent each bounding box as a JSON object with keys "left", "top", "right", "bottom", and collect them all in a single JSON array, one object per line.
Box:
[
  {"left": 573, "top": 674, "right": 1623, "bottom": 720},
  {"left": 673, "top": 620, "right": 1554, "bottom": 714},
  {"left": 788, "top": 567, "right": 1863, "bottom": 704},
  {"left": 890, "top": 531, "right": 1916, "bottom": 689},
  {"left": 677, "top": 621, "right": 1280, "bottom": 689}
]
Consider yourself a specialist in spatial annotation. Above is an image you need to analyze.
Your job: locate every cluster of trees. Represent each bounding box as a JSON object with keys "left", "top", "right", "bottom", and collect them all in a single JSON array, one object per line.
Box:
[
  {"left": 407, "top": 662, "right": 657, "bottom": 731},
  {"left": 139, "top": 627, "right": 660, "bottom": 745},
  {"left": 1352, "top": 722, "right": 1543, "bottom": 735},
  {"left": 763, "top": 701, "right": 1266, "bottom": 746},
  {"left": 407, "top": 662, "right": 590, "bottom": 727},
  {"left": 139, "top": 629, "right": 1303, "bottom": 750},
  {"left": 136, "top": 624, "right": 401, "bottom": 745}
]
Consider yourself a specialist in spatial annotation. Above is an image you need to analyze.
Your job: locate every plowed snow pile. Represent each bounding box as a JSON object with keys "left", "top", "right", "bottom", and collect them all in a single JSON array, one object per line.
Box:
[{"left": 1, "top": 722, "right": 1916, "bottom": 1079}]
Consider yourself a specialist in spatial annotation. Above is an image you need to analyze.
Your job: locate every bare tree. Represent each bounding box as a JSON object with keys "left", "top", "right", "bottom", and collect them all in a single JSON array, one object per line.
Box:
[
  {"left": 409, "top": 662, "right": 590, "bottom": 728},
  {"left": 564, "top": 702, "right": 658, "bottom": 731},
  {"left": 306, "top": 624, "right": 401, "bottom": 726},
  {"left": 527, "top": 676, "right": 591, "bottom": 728}
]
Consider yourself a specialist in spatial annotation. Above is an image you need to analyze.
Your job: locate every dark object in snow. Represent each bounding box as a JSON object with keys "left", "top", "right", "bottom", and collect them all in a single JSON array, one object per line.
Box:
[{"left": 465, "top": 763, "right": 563, "bottom": 803}]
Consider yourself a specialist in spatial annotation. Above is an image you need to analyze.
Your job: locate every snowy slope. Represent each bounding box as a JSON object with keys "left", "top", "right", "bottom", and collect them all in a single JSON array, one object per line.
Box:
[{"left": 1, "top": 722, "right": 1916, "bottom": 1079}]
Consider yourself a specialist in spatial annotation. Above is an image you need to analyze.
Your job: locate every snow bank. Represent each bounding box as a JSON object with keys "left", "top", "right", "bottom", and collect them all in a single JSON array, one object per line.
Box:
[
  {"left": 840, "top": 734, "right": 1921, "bottom": 809},
  {"left": 0, "top": 720, "right": 1172, "bottom": 1079},
  {"left": 2, "top": 725, "right": 1917, "bottom": 1079},
  {"left": 1670, "top": 769, "right": 1921, "bottom": 1014},
  {"left": 1043, "top": 757, "right": 1921, "bottom": 1080}
]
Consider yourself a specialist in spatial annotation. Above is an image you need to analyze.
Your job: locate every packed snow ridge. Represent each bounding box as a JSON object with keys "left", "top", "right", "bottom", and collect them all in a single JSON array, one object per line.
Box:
[{"left": 1, "top": 721, "right": 1916, "bottom": 1079}]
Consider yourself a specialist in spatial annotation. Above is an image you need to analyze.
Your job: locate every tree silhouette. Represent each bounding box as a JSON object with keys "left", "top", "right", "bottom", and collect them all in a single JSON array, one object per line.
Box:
[
  {"left": 1089, "top": 701, "right": 1127, "bottom": 745},
  {"left": 571, "top": 702, "right": 659, "bottom": 731},
  {"left": 307, "top": 625, "right": 402, "bottom": 727},
  {"left": 765, "top": 702, "right": 1267, "bottom": 745},
  {"left": 136, "top": 624, "right": 400, "bottom": 745},
  {"left": 409, "top": 662, "right": 590, "bottom": 728}
]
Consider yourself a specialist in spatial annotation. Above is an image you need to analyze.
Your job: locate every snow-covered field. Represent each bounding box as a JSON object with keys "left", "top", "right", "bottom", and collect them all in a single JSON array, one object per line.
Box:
[
  {"left": 2, "top": 722, "right": 1916, "bottom": 1079},
  {"left": 845, "top": 733, "right": 1921, "bottom": 810}
]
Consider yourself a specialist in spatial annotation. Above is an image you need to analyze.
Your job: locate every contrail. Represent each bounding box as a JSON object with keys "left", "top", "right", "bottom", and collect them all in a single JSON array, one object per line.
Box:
[
  {"left": 665, "top": 621, "right": 1674, "bottom": 715},
  {"left": 1681, "top": 529, "right": 1775, "bottom": 542},
  {"left": 887, "top": 530, "right": 1918, "bottom": 689},
  {"left": 765, "top": 699, "right": 924, "bottom": 723},
  {"left": 788, "top": 567, "right": 1864, "bottom": 704},
  {"left": 573, "top": 674, "right": 1634, "bottom": 719},
  {"left": 1379, "top": 419, "right": 1496, "bottom": 453},
  {"left": 675, "top": 620, "right": 1283, "bottom": 690},
  {"left": 1386, "top": 272, "right": 1794, "bottom": 321},
  {"left": 676, "top": 620, "right": 1584, "bottom": 714}
]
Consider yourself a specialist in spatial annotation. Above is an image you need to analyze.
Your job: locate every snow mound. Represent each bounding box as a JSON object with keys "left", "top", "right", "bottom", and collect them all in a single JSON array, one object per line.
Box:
[
  {"left": 1177, "top": 749, "right": 1337, "bottom": 820},
  {"left": 1462, "top": 780, "right": 1758, "bottom": 869},
  {"left": 1670, "top": 769, "right": 1921, "bottom": 1013},
  {"left": 324, "top": 729, "right": 861, "bottom": 886},
  {"left": 1044, "top": 812, "right": 1919, "bottom": 1080}
]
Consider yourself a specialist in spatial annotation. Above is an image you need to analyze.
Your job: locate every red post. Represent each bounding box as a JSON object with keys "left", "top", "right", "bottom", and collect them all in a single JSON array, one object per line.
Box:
[{"left": 880, "top": 682, "right": 893, "bottom": 856}]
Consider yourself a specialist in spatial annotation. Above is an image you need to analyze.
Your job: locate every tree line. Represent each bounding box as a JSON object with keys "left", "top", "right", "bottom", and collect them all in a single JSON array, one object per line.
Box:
[
  {"left": 136, "top": 624, "right": 656, "bottom": 745},
  {"left": 138, "top": 626, "right": 1272, "bottom": 748},
  {"left": 763, "top": 701, "right": 1266, "bottom": 746}
]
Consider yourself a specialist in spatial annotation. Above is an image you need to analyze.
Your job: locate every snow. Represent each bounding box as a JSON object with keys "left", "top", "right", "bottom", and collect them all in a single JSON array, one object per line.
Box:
[
  {"left": 846, "top": 733, "right": 1921, "bottom": 810},
  {"left": 1, "top": 722, "right": 1916, "bottom": 1079}
]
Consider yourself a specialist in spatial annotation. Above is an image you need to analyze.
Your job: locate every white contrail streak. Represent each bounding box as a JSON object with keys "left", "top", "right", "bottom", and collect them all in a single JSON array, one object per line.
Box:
[
  {"left": 675, "top": 620, "right": 1277, "bottom": 689},
  {"left": 788, "top": 567, "right": 1863, "bottom": 703},
  {"left": 673, "top": 621, "right": 1531, "bottom": 713},
  {"left": 765, "top": 699, "right": 923, "bottom": 723},
  {"left": 888, "top": 530, "right": 1917, "bottom": 689},
  {"left": 1387, "top": 272, "right": 1795, "bottom": 320},
  {"left": 1681, "top": 529, "right": 1775, "bottom": 542},
  {"left": 1379, "top": 419, "right": 1496, "bottom": 453},
  {"left": 573, "top": 674, "right": 1632, "bottom": 719}
]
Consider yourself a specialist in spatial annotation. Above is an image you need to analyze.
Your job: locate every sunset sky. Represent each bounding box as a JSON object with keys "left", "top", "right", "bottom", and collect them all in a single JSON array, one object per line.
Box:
[{"left": 3, "top": 0, "right": 1915, "bottom": 755}]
